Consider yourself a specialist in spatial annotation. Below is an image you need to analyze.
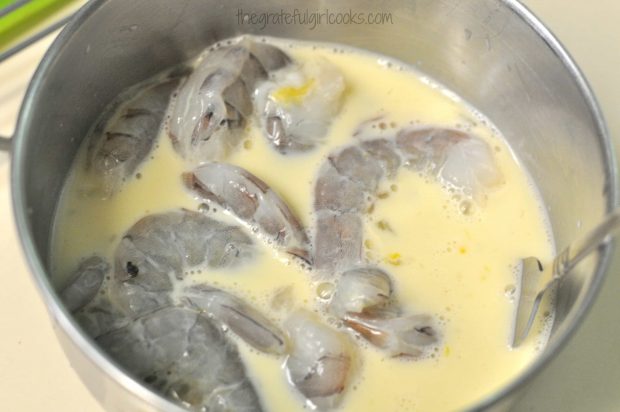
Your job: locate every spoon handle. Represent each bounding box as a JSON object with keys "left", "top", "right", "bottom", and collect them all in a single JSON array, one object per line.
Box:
[{"left": 553, "top": 208, "right": 620, "bottom": 278}]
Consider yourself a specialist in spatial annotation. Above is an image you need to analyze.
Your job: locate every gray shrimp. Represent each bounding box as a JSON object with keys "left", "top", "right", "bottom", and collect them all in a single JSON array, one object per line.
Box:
[
  {"left": 168, "top": 38, "right": 290, "bottom": 162},
  {"left": 284, "top": 310, "right": 356, "bottom": 410},
  {"left": 182, "top": 285, "right": 288, "bottom": 355},
  {"left": 254, "top": 57, "right": 346, "bottom": 154},
  {"left": 315, "top": 127, "right": 502, "bottom": 356},
  {"left": 314, "top": 127, "right": 503, "bottom": 272},
  {"left": 330, "top": 267, "right": 439, "bottom": 358},
  {"left": 60, "top": 256, "right": 129, "bottom": 337},
  {"left": 344, "top": 312, "right": 439, "bottom": 359},
  {"left": 328, "top": 267, "right": 393, "bottom": 319},
  {"left": 60, "top": 255, "right": 109, "bottom": 312},
  {"left": 98, "top": 306, "right": 263, "bottom": 412},
  {"left": 86, "top": 72, "right": 185, "bottom": 196},
  {"left": 112, "top": 209, "right": 255, "bottom": 317},
  {"left": 183, "top": 162, "right": 311, "bottom": 263}
]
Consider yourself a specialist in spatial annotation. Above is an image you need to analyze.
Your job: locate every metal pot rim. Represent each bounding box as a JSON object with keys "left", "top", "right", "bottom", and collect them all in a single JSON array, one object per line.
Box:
[{"left": 9, "top": 1, "right": 617, "bottom": 411}]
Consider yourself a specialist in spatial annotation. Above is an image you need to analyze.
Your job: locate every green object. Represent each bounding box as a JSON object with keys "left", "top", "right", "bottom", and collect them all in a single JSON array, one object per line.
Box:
[{"left": 0, "top": 0, "right": 78, "bottom": 51}]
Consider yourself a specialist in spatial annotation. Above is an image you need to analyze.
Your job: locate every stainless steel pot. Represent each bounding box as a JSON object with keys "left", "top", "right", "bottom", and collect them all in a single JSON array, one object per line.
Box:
[{"left": 2, "top": 0, "right": 616, "bottom": 411}]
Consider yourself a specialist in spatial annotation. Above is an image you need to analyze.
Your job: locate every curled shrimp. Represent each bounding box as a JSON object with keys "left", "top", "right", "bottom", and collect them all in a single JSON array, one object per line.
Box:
[
  {"left": 329, "top": 267, "right": 439, "bottom": 358},
  {"left": 284, "top": 310, "right": 356, "bottom": 410},
  {"left": 60, "top": 256, "right": 109, "bottom": 312},
  {"left": 183, "top": 285, "right": 288, "bottom": 355},
  {"left": 86, "top": 72, "right": 185, "bottom": 196},
  {"left": 344, "top": 313, "right": 439, "bottom": 358},
  {"left": 255, "top": 57, "right": 346, "bottom": 153},
  {"left": 98, "top": 306, "right": 264, "bottom": 411},
  {"left": 112, "top": 209, "right": 256, "bottom": 317},
  {"left": 314, "top": 127, "right": 503, "bottom": 272},
  {"left": 315, "top": 127, "right": 502, "bottom": 356},
  {"left": 168, "top": 38, "right": 290, "bottom": 162},
  {"left": 328, "top": 267, "right": 393, "bottom": 318},
  {"left": 60, "top": 256, "right": 130, "bottom": 337},
  {"left": 183, "top": 162, "right": 311, "bottom": 263}
]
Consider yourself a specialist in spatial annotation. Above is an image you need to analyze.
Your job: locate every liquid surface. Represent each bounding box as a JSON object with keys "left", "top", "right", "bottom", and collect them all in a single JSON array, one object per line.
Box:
[{"left": 52, "top": 39, "right": 554, "bottom": 411}]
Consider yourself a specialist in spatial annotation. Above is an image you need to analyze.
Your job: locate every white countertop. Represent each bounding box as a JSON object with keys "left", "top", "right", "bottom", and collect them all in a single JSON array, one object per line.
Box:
[{"left": 0, "top": 1, "right": 618, "bottom": 411}]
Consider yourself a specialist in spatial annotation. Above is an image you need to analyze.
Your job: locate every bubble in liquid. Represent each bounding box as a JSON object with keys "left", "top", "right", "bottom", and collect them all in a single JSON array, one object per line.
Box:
[
  {"left": 316, "top": 282, "right": 335, "bottom": 300},
  {"left": 459, "top": 200, "right": 473, "bottom": 215},
  {"left": 504, "top": 284, "right": 516, "bottom": 297}
]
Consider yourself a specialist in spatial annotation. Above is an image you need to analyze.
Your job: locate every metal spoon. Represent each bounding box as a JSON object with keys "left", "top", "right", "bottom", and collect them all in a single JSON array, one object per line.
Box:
[{"left": 512, "top": 209, "right": 620, "bottom": 347}]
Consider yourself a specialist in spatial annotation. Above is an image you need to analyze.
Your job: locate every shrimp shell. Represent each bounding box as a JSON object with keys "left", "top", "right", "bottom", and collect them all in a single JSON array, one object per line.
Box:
[
  {"left": 61, "top": 256, "right": 130, "bottom": 338},
  {"left": 98, "top": 306, "right": 263, "bottom": 411},
  {"left": 60, "top": 256, "right": 108, "bottom": 312},
  {"left": 313, "top": 127, "right": 503, "bottom": 273},
  {"left": 183, "top": 285, "right": 288, "bottom": 355},
  {"left": 329, "top": 267, "right": 393, "bottom": 318},
  {"left": 168, "top": 38, "right": 290, "bottom": 162},
  {"left": 86, "top": 72, "right": 184, "bottom": 196},
  {"left": 183, "top": 163, "right": 311, "bottom": 263},
  {"left": 344, "top": 313, "right": 439, "bottom": 359},
  {"left": 255, "top": 58, "right": 346, "bottom": 154},
  {"left": 113, "top": 209, "right": 255, "bottom": 317},
  {"left": 284, "top": 310, "right": 356, "bottom": 410}
]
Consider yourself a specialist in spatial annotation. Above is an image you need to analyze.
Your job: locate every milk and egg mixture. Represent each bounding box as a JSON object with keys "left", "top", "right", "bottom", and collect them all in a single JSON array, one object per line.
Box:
[{"left": 52, "top": 37, "right": 554, "bottom": 411}]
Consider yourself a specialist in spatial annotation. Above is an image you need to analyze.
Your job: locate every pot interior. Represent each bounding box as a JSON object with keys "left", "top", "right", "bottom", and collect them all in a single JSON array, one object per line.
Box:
[{"left": 13, "top": 0, "right": 615, "bottom": 410}]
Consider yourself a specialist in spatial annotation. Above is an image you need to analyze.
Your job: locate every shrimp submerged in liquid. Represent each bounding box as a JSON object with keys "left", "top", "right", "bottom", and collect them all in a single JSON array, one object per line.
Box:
[
  {"left": 315, "top": 127, "right": 503, "bottom": 356},
  {"left": 168, "top": 39, "right": 291, "bottom": 162},
  {"left": 57, "top": 33, "right": 516, "bottom": 412},
  {"left": 255, "top": 58, "right": 346, "bottom": 153},
  {"left": 314, "top": 127, "right": 504, "bottom": 272},
  {"left": 182, "top": 285, "right": 288, "bottom": 355},
  {"left": 183, "top": 162, "right": 311, "bottom": 262},
  {"left": 330, "top": 267, "right": 440, "bottom": 358},
  {"left": 112, "top": 209, "right": 255, "bottom": 317},
  {"left": 284, "top": 310, "right": 356, "bottom": 410},
  {"left": 86, "top": 72, "right": 186, "bottom": 196},
  {"left": 98, "top": 306, "right": 264, "bottom": 412}
]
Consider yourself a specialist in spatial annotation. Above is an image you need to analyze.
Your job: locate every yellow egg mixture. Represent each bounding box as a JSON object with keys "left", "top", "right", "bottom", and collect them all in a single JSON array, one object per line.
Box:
[{"left": 51, "top": 41, "right": 554, "bottom": 411}]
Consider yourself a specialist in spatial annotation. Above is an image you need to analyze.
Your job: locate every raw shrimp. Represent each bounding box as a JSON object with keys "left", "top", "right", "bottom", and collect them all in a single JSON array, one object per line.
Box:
[
  {"left": 329, "top": 267, "right": 439, "bottom": 358},
  {"left": 284, "top": 310, "right": 356, "bottom": 410},
  {"left": 168, "top": 39, "right": 290, "bottom": 162},
  {"left": 328, "top": 267, "right": 393, "bottom": 319},
  {"left": 60, "top": 256, "right": 109, "bottom": 312},
  {"left": 86, "top": 72, "right": 185, "bottom": 196},
  {"left": 344, "top": 313, "right": 439, "bottom": 358},
  {"left": 73, "top": 293, "right": 129, "bottom": 338},
  {"left": 98, "top": 306, "right": 263, "bottom": 412},
  {"left": 60, "top": 256, "right": 129, "bottom": 337},
  {"left": 183, "top": 163, "right": 311, "bottom": 263},
  {"left": 182, "top": 285, "right": 288, "bottom": 355},
  {"left": 113, "top": 209, "right": 255, "bottom": 317},
  {"left": 255, "top": 58, "right": 346, "bottom": 154},
  {"left": 314, "top": 127, "right": 503, "bottom": 272},
  {"left": 315, "top": 127, "right": 501, "bottom": 356}
]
